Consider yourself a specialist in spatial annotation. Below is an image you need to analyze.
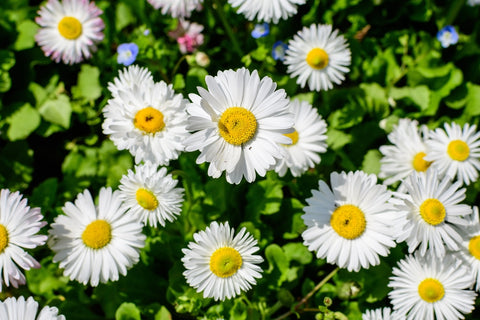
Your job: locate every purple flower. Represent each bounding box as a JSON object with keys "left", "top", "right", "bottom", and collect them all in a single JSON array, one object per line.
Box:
[
  {"left": 437, "top": 25, "right": 459, "bottom": 48},
  {"left": 272, "top": 41, "right": 288, "bottom": 61},
  {"left": 251, "top": 23, "right": 269, "bottom": 39},
  {"left": 117, "top": 43, "right": 139, "bottom": 66}
]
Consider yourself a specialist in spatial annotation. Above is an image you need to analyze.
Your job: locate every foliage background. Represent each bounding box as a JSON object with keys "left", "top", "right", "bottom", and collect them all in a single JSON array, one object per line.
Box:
[{"left": 1, "top": 0, "right": 480, "bottom": 319}]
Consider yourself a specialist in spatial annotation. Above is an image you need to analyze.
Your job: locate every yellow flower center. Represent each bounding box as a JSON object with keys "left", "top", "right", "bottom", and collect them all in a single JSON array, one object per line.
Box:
[
  {"left": 82, "top": 220, "right": 112, "bottom": 249},
  {"left": 283, "top": 129, "right": 299, "bottom": 146},
  {"left": 412, "top": 152, "right": 432, "bottom": 172},
  {"left": 419, "top": 198, "right": 446, "bottom": 226},
  {"left": 468, "top": 235, "right": 480, "bottom": 260},
  {"left": 134, "top": 107, "right": 165, "bottom": 134},
  {"left": 209, "top": 247, "right": 243, "bottom": 278},
  {"left": 136, "top": 188, "right": 159, "bottom": 211},
  {"left": 418, "top": 278, "right": 445, "bottom": 303},
  {"left": 447, "top": 140, "right": 470, "bottom": 161},
  {"left": 0, "top": 225, "right": 9, "bottom": 253},
  {"left": 218, "top": 107, "right": 257, "bottom": 145},
  {"left": 57, "top": 16, "right": 83, "bottom": 40},
  {"left": 306, "top": 48, "right": 329, "bottom": 70},
  {"left": 330, "top": 204, "right": 366, "bottom": 239}
]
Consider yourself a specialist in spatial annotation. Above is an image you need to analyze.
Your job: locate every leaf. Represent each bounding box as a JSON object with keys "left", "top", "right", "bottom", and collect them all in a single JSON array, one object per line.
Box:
[
  {"left": 0, "top": 50, "right": 15, "bottom": 92},
  {"left": 326, "top": 128, "right": 352, "bottom": 151},
  {"left": 361, "top": 149, "right": 382, "bottom": 174},
  {"left": 72, "top": 64, "right": 102, "bottom": 101},
  {"left": 389, "top": 85, "right": 430, "bottom": 111},
  {"left": 26, "top": 257, "right": 68, "bottom": 299},
  {"left": 464, "top": 83, "right": 480, "bottom": 116},
  {"left": 154, "top": 306, "right": 172, "bottom": 320},
  {"left": 6, "top": 103, "right": 41, "bottom": 140},
  {"left": 265, "top": 244, "right": 289, "bottom": 286},
  {"left": 283, "top": 242, "right": 312, "bottom": 265},
  {"left": 38, "top": 94, "right": 72, "bottom": 128},
  {"left": 116, "top": 2, "right": 137, "bottom": 31},
  {"left": 115, "top": 303, "right": 141, "bottom": 320},
  {"left": 14, "top": 19, "right": 38, "bottom": 50},
  {"left": 30, "top": 177, "right": 58, "bottom": 210},
  {"left": 246, "top": 177, "right": 283, "bottom": 216}
]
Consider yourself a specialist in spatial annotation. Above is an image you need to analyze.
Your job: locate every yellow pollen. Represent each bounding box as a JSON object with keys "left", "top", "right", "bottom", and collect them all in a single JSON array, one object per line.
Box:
[
  {"left": 0, "top": 225, "right": 9, "bottom": 253},
  {"left": 57, "top": 16, "right": 83, "bottom": 40},
  {"left": 218, "top": 107, "right": 257, "bottom": 145},
  {"left": 306, "top": 48, "right": 329, "bottom": 70},
  {"left": 82, "top": 220, "right": 112, "bottom": 249},
  {"left": 447, "top": 140, "right": 470, "bottom": 161},
  {"left": 418, "top": 278, "right": 445, "bottom": 303},
  {"left": 412, "top": 152, "right": 432, "bottom": 172},
  {"left": 330, "top": 204, "right": 366, "bottom": 239},
  {"left": 468, "top": 235, "right": 480, "bottom": 260},
  {"left": 209, "top": 247, "right": 243, "bottom": 278},
  {"left": 283, "top": 129, "right": 299, "bottom": 146},
  {"left": 136, "top": 188, "right": 159, "bottom": 211},
  {"left": 419, "top": 198, "right": 446, "bottom": 226},
  {"left": 134, "top": 107, "right": 165, "bottom": 134}
]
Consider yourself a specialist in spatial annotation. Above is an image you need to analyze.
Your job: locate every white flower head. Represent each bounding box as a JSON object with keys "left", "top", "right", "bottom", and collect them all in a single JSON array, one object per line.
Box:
[
  {"left": 392, "top": 170, "right": 472, "bottom": 258},
  {"left": 107, "top": 65, "right": 154, "bottom": 100},
  {"left": 274, "top": 99, "right": 327, "bottom": 177},
  {"left": 362, "top": 307, "right": 401, "bottom": 320},
  {"left": 301, "top": 171, "right": 397, "bottom": 272},
  {"left": 49, "top": 187, "right": 146, "bottom": 286},
  {"left": 379, "top": 118, "right": 433, "bottom": 186},
  {"left": 0, "top": 296, "right": 65, "bottom": 320},
  {"left": 182, "top": 221, "right": 263, "bottom": 301},
  {"left": 388, "top": 252, "right": 477, "bottom": 320},
  {"left": 119, "top": 162, "right": 184, "bottom": 228},
  {"left": 0, "top": 189, "right": 47, "bottom": 291},
  {"left": 184, "top": 67, "right": 294, "bottom": 184},
  {"left": 147, "top": 0, "right": 202, "bottom": 18},
  {"left": 228, "top": 0, "right": 306, "bottom": 23},
  {"left": 425, "top": 122, "right": 480, "bottom": 186},
  {"left": 35, "top": 0, "right": 105, "bottom": 65},
  {"left": 284, "top": 24, "right": 351, "bottom": 91},
  {"left": 102, "top": 76, "right": 190, "bottom": 166}
]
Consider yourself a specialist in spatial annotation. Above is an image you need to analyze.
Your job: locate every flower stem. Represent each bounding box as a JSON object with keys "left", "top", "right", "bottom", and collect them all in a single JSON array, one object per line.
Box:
[{"left": 212, "top": 0, "right": 244, "bottom": 57}]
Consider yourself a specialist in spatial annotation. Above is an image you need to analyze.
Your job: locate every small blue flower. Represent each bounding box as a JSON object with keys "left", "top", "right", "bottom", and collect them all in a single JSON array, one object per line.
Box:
[
  {"left": 437, "top": 25, "right": 459, "bottom": 48},
  {"left": 272, "top": 41, "right": 288, "bottom": 61},
  {"left": 251, "top": 23, "right": 270, "bottom": 39},
  {"left": 117, "top": 43, "right": 139, "bottom": 66}
]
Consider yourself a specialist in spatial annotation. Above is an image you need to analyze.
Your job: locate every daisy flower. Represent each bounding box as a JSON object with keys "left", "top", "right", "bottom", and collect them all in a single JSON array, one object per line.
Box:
[
  {"left": 184, "top": 67, "right": 294, "bottom": 184},
  {"left": 102, "top": 76, "right": 190, "bottom": 166},
  {"left": 274, "top": 99, "right": 327, "bottom": 177},
  {"left": 0, "top": 189, "right": 47, "bottom": 291},
  {"left": 362, "top": 307, "right": 400, "bottom": 320},
  {"left": 118, "top": 162, "right": 184, "bottom": 228},
  {"left": 182, "top": 221, "right": 263, "bottom": 301},
  {"left": 35, "top": 0, "right": 104, "bottom": 65},
  {"left": 147, "top": 0, "right": 202, "bottom": 18},
  {"left": 107, "top": 65, "right": 154, "bottom": 100},
  {"left": 0, "top": 296, "right": 65, "bottom": 320},
  {"left": 393, "top": 170, "right": 471, "bottom": 258},
  {"left": 388, "top": 253, "right": 476, "bottom": 320},
  {"left": 379, "top": 118, "right": 432, "bottom": 186},
  {"left": 301, "top": 171, "right": 397, "bottom": 272},
  {"left": 48, "top": 187, "right": 146, "bottom": 286},
  {"left": 425, "top": 122, "right": 480, "bottom": 186},
  {"left": 284, "top": 24, "right": 351, "bottom": 92},
  {"left": 228, "top": 0, "right": 306, "bottom": 23}
]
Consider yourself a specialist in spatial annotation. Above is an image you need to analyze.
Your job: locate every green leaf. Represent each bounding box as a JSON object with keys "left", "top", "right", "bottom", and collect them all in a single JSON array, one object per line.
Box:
[
  {"left": 326, "top": 128, "right": 352, "bottom": 150},
  {"left": 361, "top": 149, "right": 382, "bottom": 175},
  {"left": 72, "top": 64, "right": 102, "bottom": 101},
  {"left": 30, "top": 177, "right": 58, "bottom": 210},
  {"left": 389, "top": 85, "right": 430, "bottom": 111},
  {"left": 38, "top": 94, "right": 72, "bottom": 128},
  {"left": 283, "top": 242, "right": 312, "bottom": 265},
  {"left": 0, "top": 50, "right": 15, "bottom": 92},
  {"left": 155, "top": 306, "right": 172, "bottom": 320},
  {"left": 26, "top": 257, "right": 68, "bottom": 299},
  {"left": 115, "top": 303, "right": 141, "bottom": 320},
  {"left": 465, "top": 83, "right": 480, "bottom": 116},
  {"left": 14, "top": 19, "right": 38, "bottom": 50},
  {"left": 172, "top": 73, "right": 185, "bottom": 90},
  {"left": 265, "top": 244, "right": 289, "bottom": 286},
  {"left": 186, "top": 67, "right": 207, "bottom": 93},
  {"left": 6, "top": 103, "right": 41, "bottom": 140},
  {"left": 116, "top": 2, "right": 136, "bottom": 31},
  {"left": 246, "top": 177, "right": 283, "bottom": 216}
]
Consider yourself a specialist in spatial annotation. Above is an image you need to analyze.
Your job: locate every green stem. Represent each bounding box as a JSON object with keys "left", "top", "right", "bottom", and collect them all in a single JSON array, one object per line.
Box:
[
  {"left": 212, "top": 0, "right": 244, "bottom": 57},
  {"left": 444, "top": 0, "right": 465, "bottom": 26},
  {"left": 273, "top": 267, "right": 340, "bottom": 320},
  {"left": 171, "top": 55, "right": 187, "bottom": 80}
]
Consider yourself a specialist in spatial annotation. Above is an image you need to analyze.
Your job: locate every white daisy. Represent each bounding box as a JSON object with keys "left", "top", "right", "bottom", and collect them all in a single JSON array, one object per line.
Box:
[
  {"left": 102, "top": 77, "right": 190, "bottom": 166},
  {"left": 0, "top": 189, "right": 47, "bottom": 291},
  {"left": 181, "top": 221, "right": 263, "bottom": 301},
  {"left": 35, "top": 0, "right": 104, "bottom": 65},
  {"left": 388, "top": 252, "right": 476, "bottom": 320},
  {"left": 284, "top": 24, "right": 351, "bottom": 92},
  {"left": 184, "top": 67, "right": 294, "bottom": 184},
  {"left": 392, "top": 170, "right": 471, "bottom": 258},
  {"left": 301, "top": 171, "right": 397, "bottom": 272},
  {"left": 107, "top": 65, "right": 154, "bottom": 100},
  {"left": 147, "top": 0, "right": 202, "bottom": 18},
  {"left": 48, "top": 187, "right": 146, "bottom": 286},
  {"left": 379, "top": 118, "right": 433, "bottom": 186},
  {"left": 227, "top": 0, "right": 306, "bottom": 23},
  {"left": 0, "top": 296, "right": 65, "bottom": 320},
  {"left": 362, "top": 307, "right": 400, "bottom": 320},
  {"left": 425, "top": 122, "right": 480, "bottom": 186},
  {"left": 453, "top": 206, "right": 480, "bottom": 292},
  {"left": 118, "top": 162, "right": 184, "bottom": 228},
  {"left": 274, "top": 99, "right": 327, "bottom": 177}
]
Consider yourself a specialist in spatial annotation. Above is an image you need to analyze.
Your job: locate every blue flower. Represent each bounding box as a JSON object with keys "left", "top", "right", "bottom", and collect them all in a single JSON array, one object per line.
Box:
[
  {"left": 117, "top": 43, "right": 139, "bottom": 66},
  {"left": 272, "top": 41, "right": 288, "bottom": 61},
  {"left": 251, "top": 23, "right": 269, "bottom": 39},
  {"left": 436, "top": 25, "right": 459, "bottom": 48}
]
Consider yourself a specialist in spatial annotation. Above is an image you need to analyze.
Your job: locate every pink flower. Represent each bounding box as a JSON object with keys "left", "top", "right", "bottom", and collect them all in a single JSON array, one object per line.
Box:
[{"left": 168, "top": 20, "right": 204, "bottom": 54}]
